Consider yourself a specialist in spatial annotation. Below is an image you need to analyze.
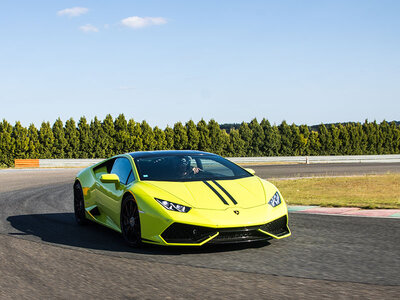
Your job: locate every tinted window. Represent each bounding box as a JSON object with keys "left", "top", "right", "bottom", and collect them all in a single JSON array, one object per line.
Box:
[
  {"left": 134, "top": 154, "right": 251, "bottom": 182},
  {"left": 110, "top": 157, "right": 133, "bottom": 185}
]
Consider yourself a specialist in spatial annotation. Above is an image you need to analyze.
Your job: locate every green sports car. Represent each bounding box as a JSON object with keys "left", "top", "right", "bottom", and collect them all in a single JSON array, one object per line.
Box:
[{"left": 74, "top": 150, "right": 290, "bottom": 247}]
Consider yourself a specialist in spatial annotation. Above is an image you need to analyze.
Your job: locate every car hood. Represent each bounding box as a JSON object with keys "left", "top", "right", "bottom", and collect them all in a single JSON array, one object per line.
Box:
[{"left": 141, "top": 176, "right": 267, "bottom": 210}]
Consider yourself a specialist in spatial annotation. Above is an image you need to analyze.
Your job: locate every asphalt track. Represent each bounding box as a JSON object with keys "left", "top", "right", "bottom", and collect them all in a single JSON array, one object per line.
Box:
[{"left": 0, "top": 164, "right": 399, "bottom": 299}]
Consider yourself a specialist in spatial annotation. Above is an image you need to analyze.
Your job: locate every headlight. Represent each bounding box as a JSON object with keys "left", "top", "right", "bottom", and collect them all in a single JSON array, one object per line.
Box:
[
  {"left": 155, "top": 198, "right": 191, "bottom": 213},
  {"left": 268, "top": 192, "right": 281, "bottom": 207}
]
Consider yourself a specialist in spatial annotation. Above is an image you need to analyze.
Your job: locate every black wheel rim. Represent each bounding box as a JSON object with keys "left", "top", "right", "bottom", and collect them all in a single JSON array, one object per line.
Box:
[
  {"left": 74, "top": 184, "right": 85, "bottom": 222},
  {"left": 122, "top": 200, "right": 141, "bottom": 245}
]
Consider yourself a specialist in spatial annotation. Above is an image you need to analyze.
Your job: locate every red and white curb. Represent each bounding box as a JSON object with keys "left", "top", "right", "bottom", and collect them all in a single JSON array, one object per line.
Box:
[{"left": 288, "top": 206, "right": 400, "bottom": 218}]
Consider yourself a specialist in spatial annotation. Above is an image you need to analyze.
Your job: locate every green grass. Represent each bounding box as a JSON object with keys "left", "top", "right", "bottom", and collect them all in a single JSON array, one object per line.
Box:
[{"left": 270, "top": 173, "right": 400, "bottom": 209}]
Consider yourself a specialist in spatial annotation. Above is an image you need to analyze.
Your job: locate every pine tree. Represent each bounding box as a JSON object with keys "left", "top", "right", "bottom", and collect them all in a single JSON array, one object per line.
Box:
[
  {"left": 227, "top": 128, "right": 245, "bottom": 156},
  {"left": 173, "top": 122, "right": 188, "bottom": 150},
  {"left": 64, "top": 118, "right": 79, "bottom": 158},
  {"left": 154, "top": 126, "right": 167, "bottom": 150},
  {"left": 78, "top": 116, "right": 91, "bottom": 158},
  {"left": 278, "top": 121, "right": 292, "bottom": 156},
  {"left": 338, "top": 124, "right": 350, "bottom": 154},
  {"left": 298, "top": 124, "right": 310, "bottom": 155},
  {"left": 186, "top": 120, "right": 200, "bottom": 150},
  {"left": 12, "top": 121, "right": 29, "bottom": 159},
  {"left": 164, "top": 126, "right": 174, "bottom": 150},
  {"left": 27, "top": 123, "right": 40, "bottom": 159},
  {"left": 363, "top": 120, "right": 377, "bottom": 154},
  {"left": 102, "top": 114, "right": 116, "bottom": 156},
  {"left": 0, "top": 120, "right": 14, "bottom": 166},
  {"left": 239, "top": 122, "right": 253, "bottom": 156},
  {"left": 290, "top": 123, "right": 302, "bottom": 156},
  {"left": 330, "top": 124, "right": 341, "bottom": 155},
  {"left": 38, "top": 121, "right": 55, "bottom": 158},
  {"left": 197, "top": 119, "right": 211, "bottom": 152},
  {"left": 308, "top": 131, "right": 321, "bottom": 155},
  {"left": 318, "top": 124, "right": 332, "bottom": 155},
  {"left": 208, "top": 119, "right": 225, "bottom": 155},
  {"left": 248, "top": 118, "right": 264, "bottom": 156},
  {"left": 141, "top": 120, "right": 156, "bottom": 151},
  {"left": 52, "top": 118, "right": 66, "bottom": 158},
  {"left": 114, "top": 114, "right": 129, "bottom": 154},
  {"left": 90, "top": 117, "right": 106, "bottom": 158},
  {"left": 127, "top": 119, "right": 143, "bottom": 152}
]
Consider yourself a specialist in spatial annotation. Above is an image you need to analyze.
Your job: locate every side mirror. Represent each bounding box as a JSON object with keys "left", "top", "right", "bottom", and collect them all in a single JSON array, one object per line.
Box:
[
  {"left": 245, "top": 168, "right": 255, "bottom": 175},
  {"left": 100, "top": 174, "right": 120, "bottom": 184}
]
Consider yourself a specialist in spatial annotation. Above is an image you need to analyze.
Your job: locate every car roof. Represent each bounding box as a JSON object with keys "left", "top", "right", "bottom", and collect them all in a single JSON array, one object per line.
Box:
[{"left": 128, "top": 150, "right": 215, "bottom": 159}]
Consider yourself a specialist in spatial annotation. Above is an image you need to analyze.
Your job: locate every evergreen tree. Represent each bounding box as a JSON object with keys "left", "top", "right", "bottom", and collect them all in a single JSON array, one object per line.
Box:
[
  {"left": 0, "top": 120, "right": 14, "bottom": 166},
  {"left": 308, "top": 131, "right": 321, "bottom": 155},
  {"left": 12, "top": 121, "right": 29, "bottom": 159},
  {"left": 78, "top": 116, "right": 91, "bottom": 158},
  {"left": 248, "top": 118, "right": 264, "bottom": 156},
  {"left": 64, "top": 118, "right": 79, "bottom": 158},
  {"left": 338, "top": 124, "right": 351, "bottom": 154},
  {"left": 278, "top": 121, "right": 292, "bottom": 156},
  {"left": 173, "top": 122, "right": 188, "bottom": 150},
  {"left": 363, "top": 120, "right": 377, "bottom": 154},
  {"left": 197, "top": 119, "right": 211, "bottom": 152},
  {"left": 52, "top": 118, "right": 66, "bottom": 158},
  {"left": 164, "top": 126, "right": 174, "bottom": 150},
  {"left": 227, "top": 128, "right": 245, "bottom": 157},
  {"left": 290, "top": 123, "right": 302, "bottom": 156},
  {"left": 102, "top": 114, "right": 116, "bottom": 156},
  {"left": 208, "top": 119, "right": 225, "bottom": 155},
  {"left": 27, "top": 123, "right": 40, "bottom": 159},
  {"left": 127, "top": 119, "right": 143, "bottom": 152},
  {"left": 141, "top": 120, "right": 156, "bottom": 151},
  {"left": 154, "top": 126, "right": 167, "bottom": 150},
  {"left": 298, "top": 124, "right": 310, "bottom": 155},
  {"left": 330, "top": 124, "right": 341, "bottom": 155},
  {"left": 260, "top": 119, "right": 280, "bottom": 156},
  {"left": 114, "top": 114, "right": 129, "bottom": 154},
  {"left": 239, "top": 122, "right": 253, "bottom": 156},
  {"left": 90, "top": 117, "right": 106, "bottom": 158},
  {"left": 186, "top": 120, "right": 200, "bottom": 150},
  {"left": 318, "top": 124, "right": 332, "bottom": 155},
  {"left": 38, "top": 121, "right": 54, "bottom": 158}
]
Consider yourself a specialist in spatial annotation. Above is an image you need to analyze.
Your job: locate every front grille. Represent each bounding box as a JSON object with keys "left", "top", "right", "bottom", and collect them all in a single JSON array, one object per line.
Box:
[
  {"left": 161, "top": 223, "right": 217, "bottom": 243},
  {"left": 259, "top": 215, "right": 290, "bottom": 237},
  {"left": 161, "top": 215, "right": 289, "bottom": 244},
  {"left": 210, "top": 228, "right": 272, "bottom": 244}
]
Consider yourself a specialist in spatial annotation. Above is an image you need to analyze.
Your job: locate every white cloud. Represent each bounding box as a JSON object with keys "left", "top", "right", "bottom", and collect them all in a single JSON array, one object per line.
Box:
[
  {"left": 57, "top": 7, "right": 88, "bottom": 17},
  {"left": 121, "top": 16, "right": 167, "bottom": 29},
  {"left": 79, "top": 24, "right": 99, "bottom": 33}
]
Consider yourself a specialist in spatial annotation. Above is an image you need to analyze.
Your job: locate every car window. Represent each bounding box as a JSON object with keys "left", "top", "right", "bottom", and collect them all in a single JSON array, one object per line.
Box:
[
  {"left": 134, "top": 154, "right": 250, "bottom": 181},
  {"left": 110, "top": 157, "right": 134, "bottom": 185},
  {"left": 199, "top": 158, "right": 234, "bottom": 177}
]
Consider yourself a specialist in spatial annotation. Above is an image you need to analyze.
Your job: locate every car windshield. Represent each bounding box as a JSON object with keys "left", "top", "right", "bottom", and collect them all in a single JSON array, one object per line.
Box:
[{"left": 133, "top": 154, "right": 252, "bottom": 182}]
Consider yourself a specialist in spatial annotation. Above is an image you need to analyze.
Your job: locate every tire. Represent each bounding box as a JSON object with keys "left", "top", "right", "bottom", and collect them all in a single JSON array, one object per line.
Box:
[
  {"left": 120, "top": 195, "right": 142, "bottom": 247},
  {"left": 74, "top": 181, "right": 88, "bottom": 225}
]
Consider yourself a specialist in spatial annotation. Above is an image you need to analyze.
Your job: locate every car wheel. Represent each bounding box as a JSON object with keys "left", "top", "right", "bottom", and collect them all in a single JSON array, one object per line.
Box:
[
  {"left": 121, "top": 195, "right": 142, "bottom": 247},
  {"left": 74, "top": 181, "right": 88, "bottom": 225}
]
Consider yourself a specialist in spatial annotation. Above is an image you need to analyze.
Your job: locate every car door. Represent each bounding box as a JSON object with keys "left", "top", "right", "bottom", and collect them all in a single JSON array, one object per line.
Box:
[{"left": 96, "top": 157, "right": 135, "bottom": 227}]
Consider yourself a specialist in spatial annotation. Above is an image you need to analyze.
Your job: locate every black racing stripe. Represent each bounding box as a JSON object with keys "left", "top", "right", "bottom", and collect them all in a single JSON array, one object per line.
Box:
[
  {"left": 212, "top": 180, "right": 238, "bottom": 205},
  {"left": 203, "top": 181, "right": 229, "bottom": 205}
]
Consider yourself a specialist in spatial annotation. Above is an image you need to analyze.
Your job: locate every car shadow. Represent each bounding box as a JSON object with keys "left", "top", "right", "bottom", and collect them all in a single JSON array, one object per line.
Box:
[{"left": 6, "top": 213, "right": 271, "bottom": 255}]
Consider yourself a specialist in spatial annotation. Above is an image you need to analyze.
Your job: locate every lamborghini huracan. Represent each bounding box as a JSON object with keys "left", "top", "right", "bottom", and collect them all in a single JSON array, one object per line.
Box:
[{"left": 73, "top": 150, "right": 291, "bottom": 247}]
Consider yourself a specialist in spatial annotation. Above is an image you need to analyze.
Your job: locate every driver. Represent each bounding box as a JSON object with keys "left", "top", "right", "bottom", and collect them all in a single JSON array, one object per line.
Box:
[{"left": 176, "top": 156, "right": 201, "bottom": 178}]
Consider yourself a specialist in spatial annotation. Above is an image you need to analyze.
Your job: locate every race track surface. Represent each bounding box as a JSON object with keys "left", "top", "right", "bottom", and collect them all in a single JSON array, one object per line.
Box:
[{"left": 0, "top": 165, "right": 399, "bottom": 299}]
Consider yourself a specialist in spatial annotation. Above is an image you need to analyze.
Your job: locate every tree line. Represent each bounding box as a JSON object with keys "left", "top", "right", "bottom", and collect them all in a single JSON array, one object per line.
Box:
[{"left": 1, "top": 114, "right": 399, "bottom": 167}]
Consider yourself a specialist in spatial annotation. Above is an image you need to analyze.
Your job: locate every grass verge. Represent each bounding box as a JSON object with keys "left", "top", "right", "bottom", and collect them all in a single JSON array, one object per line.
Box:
[{"left": 270, "top": 173, "right": 400, "bottom": 209}]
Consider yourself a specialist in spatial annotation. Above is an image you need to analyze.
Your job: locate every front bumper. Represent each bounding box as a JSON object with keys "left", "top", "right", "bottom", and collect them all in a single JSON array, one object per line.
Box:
[{"left": 156, "top": 215, "right": 290, "bottom": 245}]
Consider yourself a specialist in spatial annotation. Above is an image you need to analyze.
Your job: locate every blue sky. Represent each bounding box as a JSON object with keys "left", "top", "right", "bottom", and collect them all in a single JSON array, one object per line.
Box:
[{"left": 1, "top": 0, "right": 399, "bottom": 128}]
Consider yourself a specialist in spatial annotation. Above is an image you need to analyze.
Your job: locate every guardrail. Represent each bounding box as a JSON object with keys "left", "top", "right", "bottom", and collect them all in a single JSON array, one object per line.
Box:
[{"left": 13, "top": 154, "right": 400, "bottom": 168}]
